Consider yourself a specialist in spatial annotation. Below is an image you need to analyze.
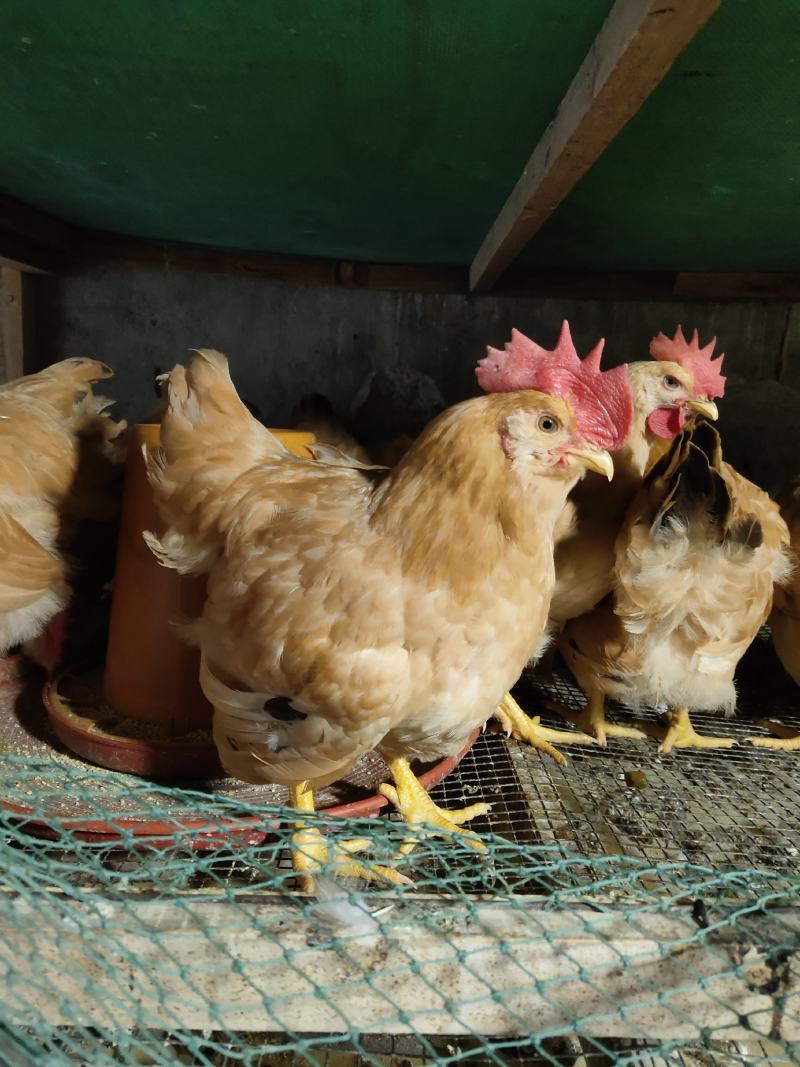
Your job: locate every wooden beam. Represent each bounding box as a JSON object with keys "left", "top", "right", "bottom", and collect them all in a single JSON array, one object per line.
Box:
[
  {"left": 73, "top": 230, "right": 800, "bottom": 301},
  {"left": 674, "top": 272, "right": 800, "bottom": 302},
  {"left": 0, "top": 268, "right": 35, "bottom": 381},
  {"left": 0, "top": 195, "right": 71, "bottom": 274},
  {"left": 469, "top": 0, "right": 721, "bottom": 292},
  {"left": 76, "top": 231, "right": 469, "bottom": 293},
  {"left": 1, "top": 894, "right": 797, "bottom": 1041}
]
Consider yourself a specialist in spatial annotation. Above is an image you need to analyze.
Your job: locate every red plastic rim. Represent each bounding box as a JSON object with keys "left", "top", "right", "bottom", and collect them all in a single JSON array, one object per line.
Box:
[
  {"left": 44, "top": 674, "right": 224, "bottom": 780},
  {"left": 8, "top": 686, "right": 481, "bottom": 848}
]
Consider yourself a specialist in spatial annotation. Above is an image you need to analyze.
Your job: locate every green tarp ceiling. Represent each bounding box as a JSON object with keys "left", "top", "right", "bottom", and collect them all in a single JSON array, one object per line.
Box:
[{"left": 1, "top": 0, "right": 798, "bottom": 271}]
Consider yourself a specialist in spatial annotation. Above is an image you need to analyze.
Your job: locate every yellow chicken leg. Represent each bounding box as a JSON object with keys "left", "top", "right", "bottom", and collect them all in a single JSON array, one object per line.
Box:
[
  {"left": 635, "top": 707, "right": 734, "bottom": 755},
  {"left": 550, "top": 688, "right": 647, "bottom": 748},
  {"left": 747, "top": 721, "right": 800, "bottom": 751},
  {"left": 379, "top": 757, "right": 490, "bottom": 856},
  {"left": 289, "top": 782, "right": 410, "bottom": 893},
  {"left": 493, "top": 692, "right": 595, "bottom": 765}
]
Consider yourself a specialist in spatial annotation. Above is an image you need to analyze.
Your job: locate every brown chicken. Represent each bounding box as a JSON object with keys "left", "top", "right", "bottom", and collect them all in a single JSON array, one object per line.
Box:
[
  {"left": 292, "top": 394, "right": 373, "bottom": 466},
  {"left": 559, "top": 418, "right": 790, "bottom": 755},
  {"left": 750, "top": 478, "right": 800, "bottom": 750},
  {"left": 0, "top": 358, "right": 125, "bottom": 664},
  {"left": 145, "top": 347, "right": 627, "bottom": 887},
  {"left": 476, "top": 324, "right": 723, "bottom": 749}
]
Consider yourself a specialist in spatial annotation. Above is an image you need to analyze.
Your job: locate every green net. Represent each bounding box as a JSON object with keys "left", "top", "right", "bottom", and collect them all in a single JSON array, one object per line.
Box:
[{"left": 0, "top": 752, "right": 798, "bottom": 1067}]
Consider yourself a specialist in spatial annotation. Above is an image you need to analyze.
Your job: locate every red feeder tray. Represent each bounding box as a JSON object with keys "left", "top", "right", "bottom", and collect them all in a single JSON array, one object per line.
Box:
[{"left": 13, "top": 672, "right": 481, "bottom": 849}]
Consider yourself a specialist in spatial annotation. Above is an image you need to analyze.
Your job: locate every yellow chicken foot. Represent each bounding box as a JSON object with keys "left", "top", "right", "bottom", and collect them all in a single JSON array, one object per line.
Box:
[
  {"left": 379, "top": 756, "right": 490, "bottom": 857},
  {"left": 493, "top": 692, "right": 594, "bottom": 765},
  {"left": 634, "top": 707, "right": 735, "bottom": 755},
  {"left": 289, "top": 783, "right": 409, "bottom": 894},
  {"left": 549, "top": 689, "right": 646, "bottom": 748},
  {"left": 747, "top": 720, "right": 800, "bottom": 751}
]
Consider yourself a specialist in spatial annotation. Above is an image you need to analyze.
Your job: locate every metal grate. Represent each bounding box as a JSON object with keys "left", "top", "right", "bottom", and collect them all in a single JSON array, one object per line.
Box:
[
  {"left": 420, "top": 628, "right": 800, "bottom": 884},
  {"left": 84, "top": 1031, "right": 796, "bottom": 1067},
  {"left": 3, "top": 629, "right": 800, "bottom": 893}
]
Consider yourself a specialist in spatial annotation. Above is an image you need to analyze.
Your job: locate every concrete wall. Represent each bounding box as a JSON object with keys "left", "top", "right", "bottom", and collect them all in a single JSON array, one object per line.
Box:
[{"left": 37, "top": 263, "right": 800, "bottom": 493}]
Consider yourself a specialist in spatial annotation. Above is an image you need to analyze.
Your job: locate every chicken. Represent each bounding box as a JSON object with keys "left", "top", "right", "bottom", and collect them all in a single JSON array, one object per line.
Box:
[
  {"left": 292, "top": 393, "right": 373, "bottom": 465},
  {"left": 749, "top": 478, "right": 800, "bottom": 750},
  {"left": 0, "top": 358, "right": 126, "bottom": 665},
  {"left": 477, "top": 324, "right": 723, "bottom": 749},
  {"left": 292, "top": 379, "right": 594, "bottom": 761},
  {"left": 144, "top": 346, "right": 627, "bottom": 887},
  {"left": 559, "top": 418, "right": 790, "bottom": 755}
]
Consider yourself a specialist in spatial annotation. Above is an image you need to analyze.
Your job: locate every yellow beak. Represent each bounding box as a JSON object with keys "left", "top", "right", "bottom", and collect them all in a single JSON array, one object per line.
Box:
[
  {"left": 686, "top": 398, "right": 719, "bottom": 420},
  {"left": 567, "top": 446, "right": 614, "bottom": 482}
]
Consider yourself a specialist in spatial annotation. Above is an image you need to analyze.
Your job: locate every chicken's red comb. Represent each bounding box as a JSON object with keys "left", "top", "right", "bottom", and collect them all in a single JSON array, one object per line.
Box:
[
  {"left": 476, "top": 321, "right": 633, "bottom": 451},
  {"left": 649, "top": 326, "right": 726, "bottom": 399}
]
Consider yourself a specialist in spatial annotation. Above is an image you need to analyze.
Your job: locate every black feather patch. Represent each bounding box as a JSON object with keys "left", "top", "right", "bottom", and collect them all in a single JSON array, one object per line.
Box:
[
  {"left": 726, "top": 517, "right": 763, "bottom": 550},
  {"left": 649, "top": 428, "right": 731, "bottom": 538},
  {"left": 688, "top": 419, "right": 723, "bottom": 468},
  {"left": 643, "top": 430, "right": 687, "bottom": 488},
  {"left": 263, "top": 696, "right": 307, "bottom": 722}
]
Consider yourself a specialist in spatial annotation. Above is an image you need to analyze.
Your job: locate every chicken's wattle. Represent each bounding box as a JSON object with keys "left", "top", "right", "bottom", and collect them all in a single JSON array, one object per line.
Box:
[{"left": 646, "top": 406, "right": 686, "bottom": 439}]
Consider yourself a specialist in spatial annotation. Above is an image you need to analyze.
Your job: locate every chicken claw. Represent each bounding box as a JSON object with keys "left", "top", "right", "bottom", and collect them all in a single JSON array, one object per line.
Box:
[
  {"left": 379, "top": 756, "right": 490, "bottom": 856},
  {"left": 494, "top": 692, "right": 595, "bottom": 764},
  {"left": 635, "top": 707, "right": 734, "bottom": 755},
  {"left": 747, "top": 720, "right": 800, "bottom": 751},
  {"left": 548, "top": 689, "right": 646, "bottom": 748},
  {"left": 289, "top": 783, "right": 410, "bottom": 893}
]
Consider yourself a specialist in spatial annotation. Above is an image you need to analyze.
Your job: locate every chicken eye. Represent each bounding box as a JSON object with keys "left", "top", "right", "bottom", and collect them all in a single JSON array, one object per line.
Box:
[
  {"left": 663, "top": 375, "right": 680, "bottom": 390},
  {"left": 537, "top": 414, "right": 561, "bottom": 434}
]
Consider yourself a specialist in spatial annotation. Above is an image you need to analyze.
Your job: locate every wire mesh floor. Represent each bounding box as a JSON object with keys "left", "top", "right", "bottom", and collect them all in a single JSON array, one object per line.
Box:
[
  {"left": 37, "top": 1029, "right": 789, "bottom": 1067},
  {"left": 422, "top": 628, "right": 800, "bottom": 881},
  {"left": 2, "top": 626, "right": 799, "bottom": 896}
]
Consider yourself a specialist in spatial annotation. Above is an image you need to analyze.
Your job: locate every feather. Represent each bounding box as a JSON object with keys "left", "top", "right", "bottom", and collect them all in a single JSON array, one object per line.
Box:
[
  {"left": 0, "top": 358, "right": 123, "bottom": 656},
  {"left": 307, "top": 876, "right": 393, "bottom": 938},
  {"left": 563, "top": 418, "right": 791, "bottom": 718},
  {"left": 147, "top": 348, "right": 624, "bottom": 784}
]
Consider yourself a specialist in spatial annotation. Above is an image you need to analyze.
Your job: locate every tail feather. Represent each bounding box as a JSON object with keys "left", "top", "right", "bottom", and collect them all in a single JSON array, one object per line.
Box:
[
  {"left": 2, "top": 358, "right": 115, "bottom": 418},
  {"left": 162, "top": 350, "right": 284, "bottom": 460},
  {"left": 644, "top": 419, "right": 775, "bottom": 566},
  {"left": 647, "top": 420, "right": 732, "bottom": 542},
  {"left": 146, "top": 349, "right": 288, "bottom": 574}
]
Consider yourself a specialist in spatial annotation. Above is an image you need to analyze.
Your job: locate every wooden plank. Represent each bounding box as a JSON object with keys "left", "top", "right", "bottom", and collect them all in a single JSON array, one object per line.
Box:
[
  {"left": 776, "top": 304, "right": 800, "bottom": 389},
  {"left": 675, "top": 272, "right": 800, "bottom": 302},
  {"left": 1, "top": 895, "right": 797, "bottom": 1041},
  {"left": 0, "top": 195, "right": 71, "bottom": 274},
  {"left": 70, "top": 233, "right": 678, "bottom": 297},
  {"left": 469, "top": 0, "right": 721, "bottom": 292},
  {"left": 72, "top": 232, "right": 800, "bottom": 300},
  {"left": 76, "top": 232, "right": 468, "bottom": 293},
  {"left": 0, "top": 268, "right": 35, "bottom": 381},
  {"left": 0, "top": 195, "right": 71, "bottom": 252}
]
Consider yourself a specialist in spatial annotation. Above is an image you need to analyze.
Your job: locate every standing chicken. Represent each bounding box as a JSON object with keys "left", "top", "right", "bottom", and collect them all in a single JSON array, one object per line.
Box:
[
  {"left": 145, "top": 345, "right": 627, "bottom": 886},
  {"left": 477, "top": 324, "right": 723, "bottom": 748},
  {"left": 0, "top": 358, "right": 125, "bottom": 664},
  {"left": 559, "top": 418, "right": 790, "bottom": 754},
  {"left": 749, "top": 478, "right": 800, "bottom": 750}
]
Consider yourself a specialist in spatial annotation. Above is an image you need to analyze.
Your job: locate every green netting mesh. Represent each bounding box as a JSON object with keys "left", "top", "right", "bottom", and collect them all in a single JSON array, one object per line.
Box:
[{"left": 0, "top": 754, "right": 798, "bottom": 1066}]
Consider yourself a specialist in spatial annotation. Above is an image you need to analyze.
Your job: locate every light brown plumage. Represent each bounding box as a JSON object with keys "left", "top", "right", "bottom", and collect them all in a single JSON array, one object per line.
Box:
[
  {"left": 146, "top": 349, "right": 613, "bottom": 837},
  {"left": 744, "top": 479, "right": 800, "bottom": 750},
  {"left": 770, "top": 478, "right": 800, "bottom": 686},
  {"left": 560, "top": 419, "right": 790, "bottom": 752},
  {"left": 507, "top": 358, "right": 721, "bottom": 750},
  {"left": 0, "top": 358, "right": 126, "bottom": 658}
]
